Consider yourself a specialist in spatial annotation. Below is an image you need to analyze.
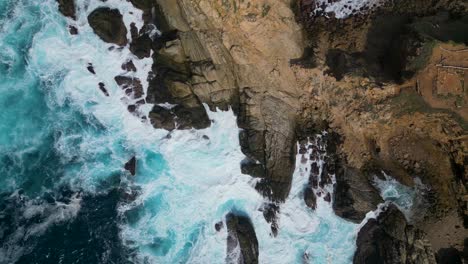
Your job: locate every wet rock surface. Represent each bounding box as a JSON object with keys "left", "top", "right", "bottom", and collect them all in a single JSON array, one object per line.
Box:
[
  {"left": 124, "top": 156, "right": 136, "bottom": 176},
  {"left": 354, "top": 204, "right": 436, "bottom": 264},
  {"left": 114, "top": 76, "right": 144, "bottom": 99},
  {"left": 333, "top": 166, "right": 383, "bottom": 223},
  {"left": 88, "top": 7, "right": 128, "bottom": 46},
  {"left": 226, "top": 213, "right": 258, "bottom": 264},
  {"left": 56, "top": 0, "right": 75, "bottom": 19}
]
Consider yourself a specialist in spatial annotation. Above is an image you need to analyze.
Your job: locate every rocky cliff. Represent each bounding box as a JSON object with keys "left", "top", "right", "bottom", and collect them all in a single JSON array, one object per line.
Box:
[{"left": 58, "top": 0, "right": 467, "bottom": 262}]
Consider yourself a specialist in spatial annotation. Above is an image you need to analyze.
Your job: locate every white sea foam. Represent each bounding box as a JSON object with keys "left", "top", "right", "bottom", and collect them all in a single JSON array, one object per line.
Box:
[{"left": 312, "top": 0, "right": 385, "bottom": 19}]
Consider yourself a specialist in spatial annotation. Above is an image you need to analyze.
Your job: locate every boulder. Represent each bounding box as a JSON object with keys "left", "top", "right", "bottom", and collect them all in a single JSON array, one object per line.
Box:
[
  {"left": 354, "top": 204, "right": 436, "bottom": 264},
  {"left": 304, "top": 186, "right": 317, "bottom": 210},
  {"left": 226, "top": 213, "right": 259, "bottom": 264},
  {"left": 56, "top": 0, "right": 75, "bottom": 19},
  {"left": 333, "top": 166, "right": 383, "bottom": 223},
  {"left": 114, "top": 76, "right": 143, "bottom": 99},
  {"left": 121, "top": 60, "right": 137, "bottom": 72},
  {"left": 88, "top": 8, "right": 128, "bottom": 46}
]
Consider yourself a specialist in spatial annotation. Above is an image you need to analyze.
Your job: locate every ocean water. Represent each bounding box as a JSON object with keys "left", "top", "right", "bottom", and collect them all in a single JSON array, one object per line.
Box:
[{"left": 0, "top": 0, "right": 412, "bottom": 263}]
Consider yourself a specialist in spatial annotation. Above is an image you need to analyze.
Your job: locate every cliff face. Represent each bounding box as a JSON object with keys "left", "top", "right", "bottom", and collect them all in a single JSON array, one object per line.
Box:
[
  {"left": 139, "top": 0, "right": 467, "bottom": 259},
  {"left": 61, "top": 0, "right": 468, "bottom": 261},
  {"left": 145, "top": 0, "right": 305, "bottom": 202}
]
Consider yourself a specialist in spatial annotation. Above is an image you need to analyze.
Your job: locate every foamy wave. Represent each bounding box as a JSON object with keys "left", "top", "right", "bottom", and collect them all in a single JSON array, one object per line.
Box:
[{"left": 313, "top": 0, "right": 385, "bottom": 19}]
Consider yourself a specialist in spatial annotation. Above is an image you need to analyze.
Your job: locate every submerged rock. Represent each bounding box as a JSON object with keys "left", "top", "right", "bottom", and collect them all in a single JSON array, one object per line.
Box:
[
  {"left": 98, "top": 82, "right": 109, "bottom": 97},
  {"left": 87, "top": 63, "right": 95, "bottom": 74},
  {"left": 68, "top": 25, "right": 78, "bottom": 35},
  {"left": 226, "top": 213, "right": 259, "bottom": 264},
  {"left": 124, "top": 156, "right": 136, "bottom": 176},
  {"left": 354, "top": 204, "right": 436, "bottom": 264},
  {"left": 88, "top": 8, "right": 128, "bottom": 46}
]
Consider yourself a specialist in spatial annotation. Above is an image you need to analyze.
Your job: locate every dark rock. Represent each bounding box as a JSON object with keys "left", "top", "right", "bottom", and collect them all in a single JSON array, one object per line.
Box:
[
  {"left": 124, "top": 156, "right": 136, "bottom": 176},
  {"left": 129, "top": 0, "right": 155, "bottom": 23},
  {"left": 129, "top": 25, "right": 153, "bottom": 59},
  {"left": 215, "top": 221, "right": 223, "bottom": 232},
  {"left": 87, "top": 63, "right": 95, "bottom": 74},
  {"left": 130, "top": 34, "right": 152, "bottom": 59},
  {"left": 130, "top": 23, "right": 139, "bottom": 40},
  {"left": 354, "top": 204, "right": 436, "bottom": 264},
  {"left": 333, "top": 166, "right": 383, "bottom": 223},
  {"left": 324, "top": 192, "right": 331, "bottom": 203},
  {"left": 122, "top": 60, "right": 137, "bottom": 72},
  {"left": 172, "top": 104, "right": 211, "bottom": 130},
  {"left": 148, "top": 105, "right": 176, "bottom": 131},
  {"left": 147, "top": 76, "right": 210, "bottom": 131},
  {"left": 56, "top": 0, "right": 76, "bottom": 19},
  {"left": 304, "top": 186, "right": 317, "bottom": 210},
  {"left": 241, "top": 157, "right": 266, "bottom": 178},
  {"left": 68, "top": 25, "right": 78, "bottom": 35},
  {"left": 202, "top": 135, "right": 209, "bottom": 140},
  {"left": 127, "top": 105, "right": 136, "bottom": 113},
  {"left": 114, "top": 76, "right": 143, "bottom": 99},
  {"left": 88, "top": 8, "right": 128, "bottom": 46},
  {"left": 436, "top": 247, "right": 463, "bottom": 264},
  {"left": 98, "top": 82, "right": 109, "bottom": 96},
  {"left": 262, "top": 203, "right": 279, "bottom": 236},
  {"left": 226, "top": 213, "right": 258, "bottom": 264}
]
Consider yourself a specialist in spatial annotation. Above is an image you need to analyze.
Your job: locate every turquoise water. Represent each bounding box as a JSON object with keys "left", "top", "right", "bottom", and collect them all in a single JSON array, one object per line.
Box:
[{"left": 0, "top": 0, "right": 395, "bottom": 263}]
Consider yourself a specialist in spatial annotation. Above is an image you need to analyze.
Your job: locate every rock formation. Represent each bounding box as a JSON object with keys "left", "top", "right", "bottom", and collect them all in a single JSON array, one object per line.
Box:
[
  {"left": 127, "top": 0, "right": 466, "bottom": 259},
  {"left": 61, "top": 0, "right": 467, "bottom": 261},
  {"left": 295, "top": 0, "right": 467, "bottom": 256},
  {"left": 124, "top": 156, "right": 136, "bottom": 176},
  {"left": 57, "top": 0, "right": 75, "bottom": 19},
  {"left": 142, "top": 0, "right": 304, "bottom": 202},
  {"left": 354, "top": 204, "right": 437, "bottom": 264},
  {"left": 88, "top": 8, "right": 128, "bottom": 46},
  {"left": 226, "top": 213, "right": 258, "bottom": 264}
]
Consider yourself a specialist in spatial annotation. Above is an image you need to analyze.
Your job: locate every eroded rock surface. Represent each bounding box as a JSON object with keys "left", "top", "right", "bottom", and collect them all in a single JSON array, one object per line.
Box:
[
  {"left": 354, "top": 204, "right": 436, "bottom": 264},
  {"left": 295, "top": 0, "right": 467, "bottom": 254},
  {"left": 134, "top": 0, "right": 304, "bottom": 201},
  {"left": 333, "top": 166, "right": 383, "bottom": 223},
  {"left": 226, "top": 213, "right": 258, "bottom": 264},
  {"left": 57, "top": 0, "right": 75, "bottom": 19},
  {"left": 88, "top": 8, "right": 128, "bottom": 46}
]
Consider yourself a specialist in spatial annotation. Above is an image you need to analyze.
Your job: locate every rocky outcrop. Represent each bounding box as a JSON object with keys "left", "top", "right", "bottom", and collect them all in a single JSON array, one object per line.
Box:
[
  {"left": 354, "top": 204, "right": 436, "bottom": 264},
  {"left": 124, "top": 156, "right": 136, "bottom": 176},
  {"left": 88, "top": 8, "right": 128, "bottom": 46},
  {"left": 56, "top": 0, "right": 75, "bottom": 19},
  {"left": 298, "top": 0, "right": 468, "bottom": 82},
  {"left": 295, "top": 0, "right": 467, "bottom": 254},
  {"left": 137, "top": 0, "right": 304, "bottom": 201},
  {"left": 333, "top": 166, "right": 383, "bottom": 223},
  {"left": 226, "top": 213, "right": 258, "bottom": 264}
]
